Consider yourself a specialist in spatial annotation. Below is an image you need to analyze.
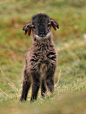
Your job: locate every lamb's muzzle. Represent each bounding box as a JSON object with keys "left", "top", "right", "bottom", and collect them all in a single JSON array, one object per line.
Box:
[
  {"left": 35, "top": 31, "right": 52, "bottom": 40},
  {"left": 20, "top": 13, "right": 59, "bottom": 102}
]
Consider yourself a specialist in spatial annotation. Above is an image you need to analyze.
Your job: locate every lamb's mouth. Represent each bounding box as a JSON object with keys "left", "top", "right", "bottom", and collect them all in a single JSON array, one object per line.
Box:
[{"left": 35, "top": 32, "right": 52, "bottom": 40}]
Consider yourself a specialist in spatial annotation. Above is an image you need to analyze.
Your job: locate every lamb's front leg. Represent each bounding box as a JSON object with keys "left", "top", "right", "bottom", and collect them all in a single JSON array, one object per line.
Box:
[
  {"left": 46, "top": 64, "right": 56, "bottom": 92},
  {"left": 30, "top": 70, "right": 40, "bottom": 101}
]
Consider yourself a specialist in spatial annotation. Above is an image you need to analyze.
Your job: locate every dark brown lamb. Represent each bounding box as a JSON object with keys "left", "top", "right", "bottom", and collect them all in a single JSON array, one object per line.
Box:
[{"left": 20, "top": 13, "right": 59, "bottom": 101}]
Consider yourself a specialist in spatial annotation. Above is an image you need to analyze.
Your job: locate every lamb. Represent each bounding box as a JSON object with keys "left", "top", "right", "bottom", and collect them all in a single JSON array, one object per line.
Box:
[{"left": 20, "top": 13, "right": 59, "bottom": 101}]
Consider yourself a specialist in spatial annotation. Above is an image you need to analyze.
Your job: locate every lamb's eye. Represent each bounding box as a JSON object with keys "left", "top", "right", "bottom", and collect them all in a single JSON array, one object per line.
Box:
[
  {"left": 32, "top": 26, "right": 36, "bottom": 29},
  {"left": 47, "top": 24, "right": 51, "bottom": 27}
]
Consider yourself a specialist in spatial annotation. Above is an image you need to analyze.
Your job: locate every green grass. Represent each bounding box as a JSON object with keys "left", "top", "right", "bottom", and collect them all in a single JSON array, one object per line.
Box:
[{"left": 0, "top": 0, "right": 86, "bottom": 114}]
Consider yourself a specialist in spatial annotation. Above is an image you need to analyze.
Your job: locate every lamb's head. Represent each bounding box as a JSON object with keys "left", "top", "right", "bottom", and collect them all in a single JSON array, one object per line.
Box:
[{"left": 23, "top": 13, "right": 59, "bottom": 40}]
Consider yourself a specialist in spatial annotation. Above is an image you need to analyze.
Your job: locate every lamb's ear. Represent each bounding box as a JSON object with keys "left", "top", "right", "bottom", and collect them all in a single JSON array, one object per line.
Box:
[
  {"left": 23, "top": 21, "right": 32, "bottom": 36},
  {"left": 50, "top": 18, "right": 59, "bottom": 30}
]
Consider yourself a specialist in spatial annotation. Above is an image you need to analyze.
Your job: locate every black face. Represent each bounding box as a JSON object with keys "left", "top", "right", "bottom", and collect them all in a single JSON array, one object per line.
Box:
[
  {"left": 32, "top": 14, "right": 51, "bottom": 37},
  {"left": 23, "top": 13, "right": 59, "bottom": 38}
]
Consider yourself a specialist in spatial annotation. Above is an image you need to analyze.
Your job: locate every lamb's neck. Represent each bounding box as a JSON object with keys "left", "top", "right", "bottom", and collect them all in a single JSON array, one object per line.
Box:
[{"left": 33, "top": 37, "right": 52, "bottom": 45}]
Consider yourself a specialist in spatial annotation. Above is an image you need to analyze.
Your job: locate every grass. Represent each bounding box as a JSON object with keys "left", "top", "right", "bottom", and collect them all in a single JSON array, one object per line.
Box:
[{"left": 0, "top": 0, "right": 86, "bottom": 114}]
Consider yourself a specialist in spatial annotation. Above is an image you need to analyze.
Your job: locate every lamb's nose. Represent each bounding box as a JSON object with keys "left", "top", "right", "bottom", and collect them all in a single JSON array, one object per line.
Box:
[
  {"left": 39, "top": 25, "right": 46, "bottom": 37},
  {"left": 39, "top": 31, "right": 45, "bottom": 37},
  {"left": 40, "top": 31, "right": 45, "bottom": 35},
  {"left": 40, "top": 31, "right": 44, "bottom": 34}
]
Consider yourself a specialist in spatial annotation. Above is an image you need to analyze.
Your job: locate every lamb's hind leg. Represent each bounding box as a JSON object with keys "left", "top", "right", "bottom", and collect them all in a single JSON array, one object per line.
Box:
[
  {"left": 20, "top": 67, "right": 31, "bottom": 101},
  {"left": 41, "top": 79, "right": 46, "bottom": 97}
]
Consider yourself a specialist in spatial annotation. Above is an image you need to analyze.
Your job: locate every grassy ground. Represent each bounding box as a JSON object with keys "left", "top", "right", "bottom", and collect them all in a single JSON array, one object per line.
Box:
[{"left": 0, "top": 0, "right": 86, "bottom": 114}]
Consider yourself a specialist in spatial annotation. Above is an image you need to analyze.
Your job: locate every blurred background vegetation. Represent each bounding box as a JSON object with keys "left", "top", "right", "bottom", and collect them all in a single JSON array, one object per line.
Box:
[{"left": 0, "top": 0, "right": 86, "bottom": 114}]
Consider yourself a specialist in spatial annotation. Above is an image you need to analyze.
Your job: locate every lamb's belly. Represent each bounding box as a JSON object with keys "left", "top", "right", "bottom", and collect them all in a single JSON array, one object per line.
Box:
[
  {"left": 40, "top": 63, "right": 48, "bottom": 79},
  {"left": 38, "top": 56, "right": 50, "bottom": 78}
]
